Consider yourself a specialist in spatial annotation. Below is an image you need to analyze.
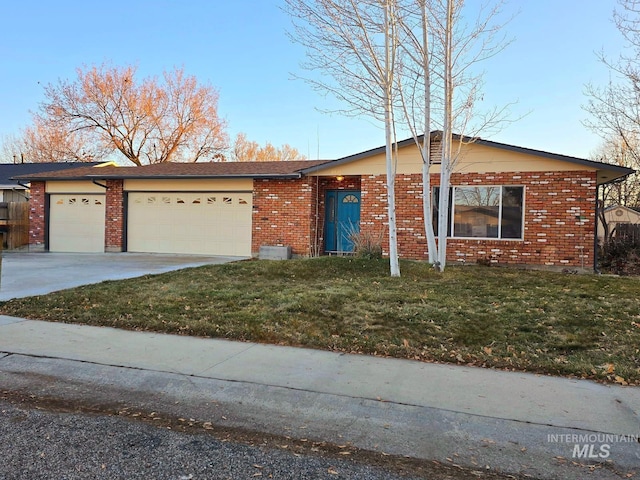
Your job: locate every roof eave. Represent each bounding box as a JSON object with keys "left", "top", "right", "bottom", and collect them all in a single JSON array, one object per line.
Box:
[
  {"left": 16, "top": 173, "right": 306, "bottom": 181},
  {"left": 83, "top": 173, "right": 304, "bottom": 180},
  {"left": 17, "top": 176, "right": 97, "bottom": 182},
  {"left": 597, "top": 167, "right": 635, "bottom": 186}
]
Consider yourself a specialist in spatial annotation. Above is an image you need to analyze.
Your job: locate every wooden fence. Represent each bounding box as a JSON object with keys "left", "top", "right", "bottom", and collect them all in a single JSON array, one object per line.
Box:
[
  {"left": 615, "top": 223, "right": 640, "bottom": 242},
  {"left": 0, "top": 202, "right": 29, "bottom": 250}
]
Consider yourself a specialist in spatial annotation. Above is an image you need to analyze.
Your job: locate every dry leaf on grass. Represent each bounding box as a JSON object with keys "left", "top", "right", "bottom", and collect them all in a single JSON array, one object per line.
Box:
[{"left": 615, "top": 375, "right": 629, "bottom": 386}]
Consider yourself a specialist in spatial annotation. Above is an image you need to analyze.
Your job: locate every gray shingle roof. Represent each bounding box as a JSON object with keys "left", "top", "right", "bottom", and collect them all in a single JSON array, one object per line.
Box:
[
  {"left": 2, "top": 162, "right": 103, "bottom": 187},
  {"left": 14, "top": 160, "right": 333, "bottom": 181}
]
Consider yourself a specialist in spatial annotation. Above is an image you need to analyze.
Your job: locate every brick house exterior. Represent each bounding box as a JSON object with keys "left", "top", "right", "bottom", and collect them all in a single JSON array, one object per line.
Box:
[
  {"left": 17, "top": 134, "right": 633, "bottom": 269},
  {"left": 354, "top": 171, "right": 597, "bottom": 267}
]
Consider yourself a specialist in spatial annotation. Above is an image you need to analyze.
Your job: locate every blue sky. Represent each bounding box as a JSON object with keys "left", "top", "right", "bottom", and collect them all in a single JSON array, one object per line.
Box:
[{"left": 0, "top": 0, "right": 626, "bottom": 161}]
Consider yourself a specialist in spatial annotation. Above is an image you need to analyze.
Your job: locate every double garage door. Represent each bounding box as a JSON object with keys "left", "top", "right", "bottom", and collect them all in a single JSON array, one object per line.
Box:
[
  {"left": 126, "top": 192, "right": 252, "bottom": 256},
  {"left": 48, "top": 191, "right": 252, "bottom": 256}
]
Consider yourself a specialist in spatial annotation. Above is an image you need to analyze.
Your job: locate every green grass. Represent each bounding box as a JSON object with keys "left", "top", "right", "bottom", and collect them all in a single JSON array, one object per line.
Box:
[{"left": 2, "top": 257, "right": 640, "bottom": 385}]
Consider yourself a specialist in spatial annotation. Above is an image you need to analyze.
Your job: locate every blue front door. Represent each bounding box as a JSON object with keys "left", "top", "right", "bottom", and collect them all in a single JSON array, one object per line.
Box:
[{"left": 325, "top": 190, "right": 361, "bottom": 253}]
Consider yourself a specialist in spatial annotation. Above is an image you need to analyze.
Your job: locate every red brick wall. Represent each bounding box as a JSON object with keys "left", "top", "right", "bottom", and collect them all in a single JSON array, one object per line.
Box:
[
  {"left": 252, "top": 178, "right": 317, "bottom": 256},
  {"left": 105, "top": 179, "right": 124, "bottom": 252},
  {"left": 28, "top": 181, "right": 46, "bottom": 249},
  {"left": 360, "top": 171, "right": 597, "bottom": 267}
]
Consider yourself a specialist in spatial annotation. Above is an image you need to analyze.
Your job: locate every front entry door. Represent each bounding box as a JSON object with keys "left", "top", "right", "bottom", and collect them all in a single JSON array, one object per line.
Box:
[{"left": 325, "top": 190, "right": 361, "bottom": 253}]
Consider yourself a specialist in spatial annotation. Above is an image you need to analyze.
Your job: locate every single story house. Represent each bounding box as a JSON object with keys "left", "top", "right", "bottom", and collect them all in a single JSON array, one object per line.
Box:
[{"left": 17, "top": 133, "right": 633, "bottom": 268}]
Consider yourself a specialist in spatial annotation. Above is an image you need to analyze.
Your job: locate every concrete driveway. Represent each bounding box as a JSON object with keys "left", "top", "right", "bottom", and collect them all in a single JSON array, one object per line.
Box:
[{"left": 0, "top": 252, "right": 246, "bottom": 301}]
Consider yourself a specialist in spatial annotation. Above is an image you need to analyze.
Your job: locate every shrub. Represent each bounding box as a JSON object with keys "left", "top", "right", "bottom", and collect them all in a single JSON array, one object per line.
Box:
[
  {"left": 348, "top": 229, "right": 384, "bottom": 259},
  {"left": 599, "top": 237, "right": 640, "bottom": 275}
]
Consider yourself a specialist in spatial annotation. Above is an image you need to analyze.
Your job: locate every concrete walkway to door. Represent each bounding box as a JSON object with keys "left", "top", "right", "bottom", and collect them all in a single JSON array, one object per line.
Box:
[{"left": 0, "top": 252, "right": 246, "bottom": 301}]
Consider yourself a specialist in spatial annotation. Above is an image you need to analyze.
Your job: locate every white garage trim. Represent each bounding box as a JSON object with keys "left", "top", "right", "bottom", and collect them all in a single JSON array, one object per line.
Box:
[
  {"left": 124, "top": 178, "right": 252, "bottom": 192},
  {"left": 126, "top": 191, "right": 253, "bottom": 256},
  {"left": 46, "top": 180, "right": 105, "bottom": 194},
  {"left": 49, "top": 193, "right": 106, "bottom": 253}
]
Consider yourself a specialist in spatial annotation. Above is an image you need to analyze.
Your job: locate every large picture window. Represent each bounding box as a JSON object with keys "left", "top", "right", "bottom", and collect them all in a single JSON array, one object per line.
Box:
[{"left": 433, "top": 186, "right": 524, "bottom": 239}]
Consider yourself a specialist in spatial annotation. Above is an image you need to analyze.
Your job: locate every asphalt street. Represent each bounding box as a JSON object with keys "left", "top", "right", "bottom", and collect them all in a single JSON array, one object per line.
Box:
[
  {"left": 0, "top": 397, "right": 420, "bottom": 480},
  {"left": 0, "top": 393, "right": 517, "bottom": 480}
]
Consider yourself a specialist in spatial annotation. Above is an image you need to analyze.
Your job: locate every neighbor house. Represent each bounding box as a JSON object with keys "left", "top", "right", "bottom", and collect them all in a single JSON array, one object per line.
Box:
[
  {"left": 0, "top": 162, "right": 104, "bottom": 202},
  {"left": 16, "top": 133, "right": 633, "bottom": 269},
  {"left": 598, "top": 204, "right": 640, "bottom": 242}
]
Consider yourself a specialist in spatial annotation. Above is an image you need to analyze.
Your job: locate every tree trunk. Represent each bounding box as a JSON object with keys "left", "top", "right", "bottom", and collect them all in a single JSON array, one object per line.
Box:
[
  {"left": 385, "top": 0, "right": 401, "bottom": 277},
  {"left": 420, "top": 0, "right": 437, "bottom": 264},
  {"left": 437, "top": 0, "right": 454, "bottom": 272},
  {"left": 423, "top": 157, "right": 437, "bottom": 264}
]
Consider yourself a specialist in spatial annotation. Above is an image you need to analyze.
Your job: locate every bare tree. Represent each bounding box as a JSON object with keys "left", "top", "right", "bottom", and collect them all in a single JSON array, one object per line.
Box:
[
  {"left": 0, "top": 134, "right": 26, "bottom": 164},
  {"left": 0, "top": 116, "right": 106, "bottom": 163},
  {"left": 395, "top": 0, "right": 512, "bottom": 270},
  {"left": 284, "top": 0, "right": 402, "bottom": 276},
  {"left": 34, "top": 64, "right": 228, "bottom": 166},
  {"left": 584, "top": 0, "right": 640, "bottom": 166},
  {"left": 229, "top": 133, "right": 307, "bottom": 162},
  {"left": 584, "top": 0, "right": 640, "bottom": 244},
  {"left": 395, "top": 0, "right": 438, "bottom": 263},
  {"left": 593, "top": 136, "right": 640, "bottom": 208}
]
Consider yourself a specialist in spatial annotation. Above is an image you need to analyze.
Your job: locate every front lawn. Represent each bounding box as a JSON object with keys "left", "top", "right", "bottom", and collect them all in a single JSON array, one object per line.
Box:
[{"left": 2, "top": 257, "right": 639, "bottom": 385}]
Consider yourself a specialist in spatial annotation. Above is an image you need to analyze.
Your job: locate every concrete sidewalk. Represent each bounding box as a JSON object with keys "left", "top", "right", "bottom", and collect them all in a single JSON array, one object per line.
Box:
[{"left": 1, "top": 315, "right": 639, "bottom": 479}]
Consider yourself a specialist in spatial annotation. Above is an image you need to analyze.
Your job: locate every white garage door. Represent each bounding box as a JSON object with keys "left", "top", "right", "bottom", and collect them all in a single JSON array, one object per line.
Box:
[
  {"left": 49, "top": 194, "right": 106, "bottom": 253},
  {"left": 127, "top": 192, "right": 253, "bottom": 256}
]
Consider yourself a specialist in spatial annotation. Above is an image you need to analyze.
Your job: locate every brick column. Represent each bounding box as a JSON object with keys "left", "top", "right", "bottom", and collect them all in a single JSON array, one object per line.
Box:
[
  {"left": 28, "top": 181, "right": 46, "bottom": 251},
  {"left": 105, "top": 179, "right": 125, "bottom": 252}
]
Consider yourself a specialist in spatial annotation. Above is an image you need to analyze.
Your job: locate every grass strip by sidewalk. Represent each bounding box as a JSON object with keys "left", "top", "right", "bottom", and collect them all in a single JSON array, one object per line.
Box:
[{"left": 1, "top": 257, "right": 639, "bottom": 385}]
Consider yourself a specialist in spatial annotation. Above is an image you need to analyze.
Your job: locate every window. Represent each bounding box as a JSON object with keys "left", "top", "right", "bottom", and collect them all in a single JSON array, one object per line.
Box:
[
  {"left": 433, "top": 186, "right": 524, "bottom": 239},
  {"left": 342, "top": 194, "right": 359, "bottom": 203}
]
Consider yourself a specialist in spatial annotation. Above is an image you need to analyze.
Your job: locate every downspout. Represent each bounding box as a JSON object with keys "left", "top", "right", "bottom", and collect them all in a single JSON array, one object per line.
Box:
[
  {"left": 11, "top": 188, "right": 29, "bottom": 200},
  {"left": 91, "top": 179, "right": 110, "bottom": 251},
  {"left": 16, "top": 180, "right": 31, "bottom": 199},
  {"left": 593, "top": 183, "right": 600, "bottom": 274}
]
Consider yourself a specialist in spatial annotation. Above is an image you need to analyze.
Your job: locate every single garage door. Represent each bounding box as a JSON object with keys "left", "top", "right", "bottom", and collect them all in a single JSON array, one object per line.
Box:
[
  {"left": 49, "top": 194, "right": 106, "bottom": 252},
  {"left": 127, "top": 192, "right": 252, "bottom": 256}
]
